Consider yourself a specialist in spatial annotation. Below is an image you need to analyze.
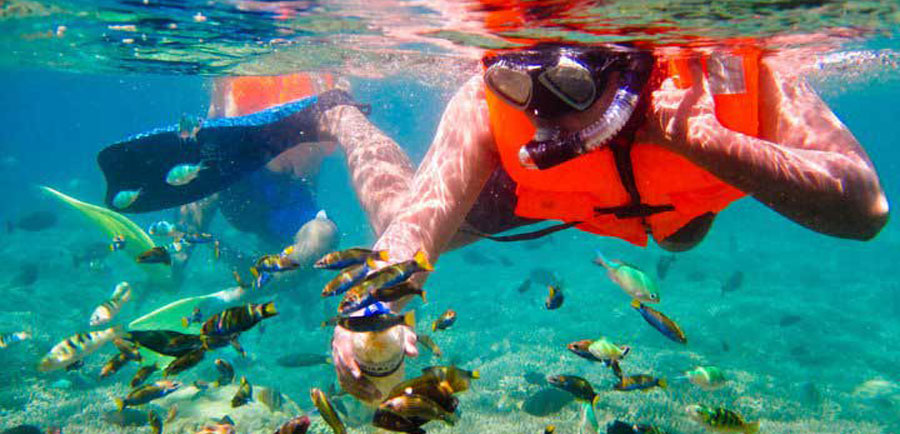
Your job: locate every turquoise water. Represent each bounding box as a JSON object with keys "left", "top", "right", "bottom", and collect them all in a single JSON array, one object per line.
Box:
[{"left": 2, "top": 1, "right": 900, "bottom": 433}]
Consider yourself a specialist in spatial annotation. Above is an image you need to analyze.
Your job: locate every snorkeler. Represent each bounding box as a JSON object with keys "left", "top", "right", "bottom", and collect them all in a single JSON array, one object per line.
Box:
[
  {"left": 315, "top": 41, "right": 888, "bottom": 399},
  {"left": 99, "top": 40, "right": 889, "bottom": 400}
]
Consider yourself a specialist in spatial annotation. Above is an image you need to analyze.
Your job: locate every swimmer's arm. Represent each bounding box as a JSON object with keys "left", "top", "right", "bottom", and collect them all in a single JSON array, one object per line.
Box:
[{"left": 651, "top": 58, "right": 888, "bottom": 240}]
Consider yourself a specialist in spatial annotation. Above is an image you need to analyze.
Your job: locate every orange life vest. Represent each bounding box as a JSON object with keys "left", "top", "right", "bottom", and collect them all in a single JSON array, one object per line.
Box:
[{"left": 486, "top": 47, "right": 761, "bottom": 246}]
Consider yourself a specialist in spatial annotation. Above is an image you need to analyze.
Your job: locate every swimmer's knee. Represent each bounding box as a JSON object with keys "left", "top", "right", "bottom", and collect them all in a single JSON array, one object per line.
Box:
[{"left": 656, "top": 212, "right": 716, "bottom": 252}]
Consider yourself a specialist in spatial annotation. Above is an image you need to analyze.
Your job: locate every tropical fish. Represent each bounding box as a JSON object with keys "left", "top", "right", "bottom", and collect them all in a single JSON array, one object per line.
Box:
[
  {"left": 432, "top": 309, "right": 456, "bottom": 332},
  {"left": 310, "top": 387, "right": 348, "bottom": 434},
  {"left": 422, "top": 365, "right": 479, "bottom": 393},
  {"left": 417, "top": 333, "right": 443, "bottom": 358},
  {"left": 380, "top": 393, "right": 459, "bottom": 426},
  {"left": 721, "top": 270, "right": 744, "bottom": 296},
  {"left": 545, "top": 284, "right": 564, "bottom": 310},
  {"left": 613, "top": 374, "right": 667, "bottom": 392},
  {"left": 131, "top": 363, "right": 158, "bottom": 388},
  {"left": 547, "top": 375, "right": 597, "bottom": 402},
  {"left": 100, "top": 353, "right": 131, "bottom": 379},
  {"left": 588, "top": 337, "right": 631, "bottom": 362},
  {"left": 182, "top": 307, "right": 204, "bottom": 328},
  {"left": 357, "top": 251, "right": 433, "bottom": 292},
  {"left": 112, "top": 189, "right": 142, "bottom": 210},
  {"left": 214, "top": 358, "right": 234, "bottom": 386},
  {"left": 315, "top": 247, "right": 389, "bottom": 270},
  {"left": 125, "top": 330, "right": 204, "bottom": 358},
  {"left": 178, "top": 114, "right": 203, "bottom": 141},
  {"left": 231, "top": 376, "right": 253, "bottom": 408},
  {"left": 109, "top": 234, "right": 127, "bottom": 252},
  {"left": 682, "top": 366, "right": 726, "bottom": 390},
  {"left": 250, "top": 253, "right": 299, "bottom": 287},
  {"left": 606, "top": 421, "right": 666, "bottom": 434},
  {"left": 387, "top": 373, "right": 459, "bottom": 413},
  {"left": 545, "top": 425, "right": 556, "bottom": 434},
  {"left": 136, "top": 246, "right": 171, "bottom": 265},
  {"left": 631, "top": 300, "right": 687, "bottom": 344},
  {"left": 148, "top": 409, "right": 163, "bottom": 434},
  {"left": 113, "top": 337, "right": 142, "bottom": 362},
  {"left": 685, "top": 404, "right": 759, "bottom": 433},
  {"left": 656, "top": 254, "right": 676, "bottom": 280},
  {"left": 147, "top": 220, "right": 177, "bottom": 237},
  {"left": 201, "top": 302, "right": 277, "bottom": 337},
  {"left": 257, "top": 386, "right": 284, "bottom": 412},
  {"left": 7, "top": 210, "right": 57, "bottom": 232},
  {"left": 594, "top": 251, "right": 660, "bottom": 303},
  {"left": 180, "top": 232, "right": 215, "bottom": 245},
  {"left": 114, "top": 379, "right": 182, "bottom": 410},
  {"left": 0, "top": 331, "right": 31, "bottom": 349},
  {"left": 335, "top": 311, "right": 415, "bottom": 333},
  {"left": 164, "top": 348, "right": 206, "bottom": 377},
  {"left": 38, "top": 326, "right": 121, "bottom": 372},
  {"left": 275, "top": 352, "right": 331, "bottom": 368},
  {"left": 195, "top": 416, "right": 236, "bottom": 434},
  {"left": 372, "top": 407, "right": 424, "bottom": 434},
  {"left": 90, "top": 281, "right": 132, "bottom": 326},
  {"left": 516, "top": 278, "right": 532, "bottom": 293},
  {"left": 166, "top": 162, "right": 207, "bottom": 186},
  {"left": 372, "top": 281, "right": 427, "bottom": 303},
  {"left": 337, "top": 283, "right": 379, "bottom": 315},
  {"left": 275, "top": 415, "right": 311, "bottom": 434}
]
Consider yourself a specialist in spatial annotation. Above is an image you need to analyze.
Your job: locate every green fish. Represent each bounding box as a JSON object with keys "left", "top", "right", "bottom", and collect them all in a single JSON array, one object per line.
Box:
[
  {"left": 112, "top": 189, "right": 142, "bottom": 210},
  {"left": 231, "top": 376, "right": 253, "bottom": 407},
  {"left": 686, "top": 404, "right": 759, "bottom": 433},
  {"left": 594, "top": 251, "right": 660, "bottom": 303},
  {"left": 682, "top": 366, "right": 726, "bottom": 390}
]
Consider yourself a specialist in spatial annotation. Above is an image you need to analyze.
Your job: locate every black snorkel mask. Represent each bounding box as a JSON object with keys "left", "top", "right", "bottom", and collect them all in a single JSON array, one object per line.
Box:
[{"left": 484, "top": 44, "right": 654, "bottom": 170}]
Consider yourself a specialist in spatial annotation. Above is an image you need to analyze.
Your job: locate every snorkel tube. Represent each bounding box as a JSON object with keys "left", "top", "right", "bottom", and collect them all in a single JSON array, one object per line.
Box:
[{"left": 519, "top": 51, "right": 654, "bottom": 170}]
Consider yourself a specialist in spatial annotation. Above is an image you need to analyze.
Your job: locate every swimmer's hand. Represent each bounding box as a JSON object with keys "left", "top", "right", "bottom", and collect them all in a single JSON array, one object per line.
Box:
[
  {"left": 331, "top": 323, "right": 418, "bottom": 402},
  {"left": 642, "top": 56, "right": 717, "bottom": 147}
]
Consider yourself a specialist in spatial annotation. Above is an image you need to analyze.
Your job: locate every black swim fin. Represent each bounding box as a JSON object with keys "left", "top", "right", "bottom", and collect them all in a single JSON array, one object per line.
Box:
[{"left": 98, "top": 90, "right": 363, "bottom": 213}]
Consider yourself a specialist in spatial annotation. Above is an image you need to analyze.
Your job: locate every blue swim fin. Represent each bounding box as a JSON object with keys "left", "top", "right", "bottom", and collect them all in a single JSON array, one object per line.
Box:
[{"left": 98, "top": 90, "right": 362, "bottom": 213}]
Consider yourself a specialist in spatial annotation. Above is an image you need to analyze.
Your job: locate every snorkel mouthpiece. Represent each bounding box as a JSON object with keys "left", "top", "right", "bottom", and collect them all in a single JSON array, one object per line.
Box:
[{"left": 519, "top": 52, "right": 652, "bottom": 170}]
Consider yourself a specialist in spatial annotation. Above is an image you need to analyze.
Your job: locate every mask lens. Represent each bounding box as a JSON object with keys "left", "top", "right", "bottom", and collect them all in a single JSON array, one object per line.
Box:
[
  {"left": 539, "top": 60, "right": 596, "bottom": 111},
  {"left": 485, "top": 65, "right": 533, "bottom": 108}
]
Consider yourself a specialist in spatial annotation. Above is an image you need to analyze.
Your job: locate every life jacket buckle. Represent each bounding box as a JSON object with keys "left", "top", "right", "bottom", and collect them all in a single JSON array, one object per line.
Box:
[{"left": 594, "top": 203, "right": 675, "bottom": 219}]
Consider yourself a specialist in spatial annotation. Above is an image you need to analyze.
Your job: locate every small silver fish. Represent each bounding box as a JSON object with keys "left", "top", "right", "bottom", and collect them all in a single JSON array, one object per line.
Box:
[
  {"left": 112, "top": 189, "right": 141, "bottom": 210},
  {"left": 166, "top": 162, "right": 206, "bottom": 186}
]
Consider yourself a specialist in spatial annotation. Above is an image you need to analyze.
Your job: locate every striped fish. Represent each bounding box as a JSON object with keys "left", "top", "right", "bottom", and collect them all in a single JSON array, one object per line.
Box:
[
  {"left": 0, "top": 331, "right": 31, "bottom": 349},
  {"left": 38, "top": 326, "right": 121, "bottom": 372},
  {"left": 90, "top": 282, "right": 132, "bottom": 326}
]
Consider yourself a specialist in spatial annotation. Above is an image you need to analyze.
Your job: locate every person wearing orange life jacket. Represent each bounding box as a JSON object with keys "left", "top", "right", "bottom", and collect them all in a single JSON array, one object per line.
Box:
[{"left": 318, "top": 42, "right": 889, "bottom": 400}]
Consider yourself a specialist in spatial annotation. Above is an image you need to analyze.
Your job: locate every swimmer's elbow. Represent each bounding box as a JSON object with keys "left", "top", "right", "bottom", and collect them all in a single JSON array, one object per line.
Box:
[{"left": 836, "top": 190, "right": 890, "bottom": 241}]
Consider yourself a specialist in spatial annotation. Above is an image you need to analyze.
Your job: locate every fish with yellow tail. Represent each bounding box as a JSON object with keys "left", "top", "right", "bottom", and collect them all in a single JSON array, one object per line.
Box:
[
  {"left": 114, "top": 379, "right": 181, "bottom": 410},
  {"left": 360, "top": 250, "right": 433, "bottom": 291},
  {"left": 250, "top": 250, "right": 299, "bottom": 288},
  {"left": 90, "top": 281, "right": 132, "bottom": 326},
  {"left": 164, "top": 348, "right": 206, "bottom": 377},
  {"left": 380, "top": 393, "right": 460, "bottom": 426},
  {"left": 422, "top": 365, "right": 479, "bottom": 393},
  {"left": 310, "top": 387, "right": 347, "bottom": 434},
  {"left": 432, "top": 309, "right": 456, "bottom": 332},
  {"left": 417, "top": 333, "right": 443, "bottom": 358},
  {"left": 201, "top": 302, "right": 277, "bottom": 337},
  {"left": 686, "top": 404, "right": 759, "bottom": 433},
  {"left": 38, "top": 326, "right": 121, "bottom": 372},
  {"left": 315, "top": 247, "right": 389, "bottom": 270},
  {"left": 594, "top": 251, "right": 660, "bottom": 303},
  {"left": 631, "top": 300, "right": 687, "bottom": 344},
  {"left": 231, "top": 376, "right": 252, "bottom": 407},
  {"left": 0, "top": 331, "right": 30, "bottom": 349},
  {"left": 322, "top": 262, "right": 369, "bottom": 297}
]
